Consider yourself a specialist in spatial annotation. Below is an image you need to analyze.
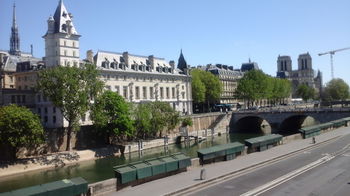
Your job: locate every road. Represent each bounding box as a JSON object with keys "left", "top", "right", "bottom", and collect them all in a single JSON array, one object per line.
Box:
[{"left": 187, "top": 134, "right": 350, "bottom": 196}]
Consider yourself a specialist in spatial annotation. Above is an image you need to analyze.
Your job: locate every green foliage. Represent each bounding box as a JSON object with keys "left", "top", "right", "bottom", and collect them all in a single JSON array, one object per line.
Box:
[
  {"left": 37, "top": 64, "right": 104, "bottom": 151},
  {"left": 191, "top": 69, "right": 222, "bottom": 104},
  {"left": 133, "top": 101, "right": 180, "bottom": 138},
  {"left": 91, "top": 91, "right": 135, "bottom": 144},
  {"left": 181, "top": 117, "right": 193, "bottom": 127},
  {"left": 0, "top": 105, "right": 44, "bottom": 160},
  {"left": 323, "top": 78, "right": 349, "bottom": 101},
  {"left": 236, "top": 70, "right": 291, "bottom": 106},
  {"left": 296, "top": 84, "right": 315, "bottom": 101}
]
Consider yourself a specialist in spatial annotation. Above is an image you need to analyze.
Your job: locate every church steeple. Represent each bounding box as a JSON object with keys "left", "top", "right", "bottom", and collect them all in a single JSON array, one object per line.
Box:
[
  {"left": 177, "top": 49, "right": 188, "bottom": 73},
  {"left": 9, "top": 3, "right": 20, "bottom": 56}
]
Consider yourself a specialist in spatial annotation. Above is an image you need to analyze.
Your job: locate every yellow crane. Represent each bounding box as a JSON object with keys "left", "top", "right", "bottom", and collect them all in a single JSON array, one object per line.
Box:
[{"left": 318, "top": 47, "right": 350, "bottom": 79}]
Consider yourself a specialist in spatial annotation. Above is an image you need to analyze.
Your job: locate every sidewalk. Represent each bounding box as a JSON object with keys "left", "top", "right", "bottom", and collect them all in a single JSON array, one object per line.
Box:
[{"left": 110, "top": 127, "right": 350, "bottom": 196}]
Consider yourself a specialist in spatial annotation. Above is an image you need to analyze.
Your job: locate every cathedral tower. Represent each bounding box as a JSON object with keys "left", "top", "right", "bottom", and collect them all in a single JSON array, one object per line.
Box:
[
  {"left": 43, "top": 0, "right": 81, "bottom": 67},
  {"left": 9, "top": 3, "right": 21, "bottom": 56}
]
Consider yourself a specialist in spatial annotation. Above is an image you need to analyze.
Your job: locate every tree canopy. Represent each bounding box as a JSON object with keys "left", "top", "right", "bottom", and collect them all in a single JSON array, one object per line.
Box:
[
  {"left": 236, "top": 70, "right": 291, "bottom": 106},
  {"left": 133, "top": 101, "right": 180, "bottom": 138},
  {"left": 191, "top": 69, "right": 222, "bottom": 104},
  {"left": 296, "top": 84, "right": 315, "bottom": 101},
  {"left": 91, "top": 91, "right": 135, "bottom": 144},
  {"left": 323, "top": 78, "right": 349, "bottom": 101},
  {"left": 37, "top": 64, "right": 104, "bottom": 151},
  {"left": 0, "top": 104, "right": 44, "bottom": 160}
]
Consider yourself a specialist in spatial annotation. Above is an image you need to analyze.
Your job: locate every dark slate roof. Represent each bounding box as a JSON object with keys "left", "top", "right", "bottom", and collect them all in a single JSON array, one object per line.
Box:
[{"left": 177, "top": 50, "right": 188, "bottom": 71}]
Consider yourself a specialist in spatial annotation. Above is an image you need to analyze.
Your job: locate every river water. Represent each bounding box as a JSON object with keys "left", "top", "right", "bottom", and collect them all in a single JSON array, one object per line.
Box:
[{"left": 0, "top": 132, "right": 261, "bottom": 193}]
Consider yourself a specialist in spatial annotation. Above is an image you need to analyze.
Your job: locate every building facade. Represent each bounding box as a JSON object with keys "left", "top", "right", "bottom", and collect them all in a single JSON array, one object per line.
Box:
[{"left": 276, "top": 53, "right": 322, "bottom": 98}]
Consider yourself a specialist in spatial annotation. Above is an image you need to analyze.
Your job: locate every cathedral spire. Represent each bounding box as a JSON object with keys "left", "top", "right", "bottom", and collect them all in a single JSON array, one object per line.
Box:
[{"left": 10, "top": 3, "right": 20, "bottom": 56}]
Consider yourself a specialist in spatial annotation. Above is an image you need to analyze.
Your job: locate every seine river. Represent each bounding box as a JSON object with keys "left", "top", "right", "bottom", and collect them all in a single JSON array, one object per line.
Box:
[{"left": 0, "top": 132, "right": 261, "bottom": 193}]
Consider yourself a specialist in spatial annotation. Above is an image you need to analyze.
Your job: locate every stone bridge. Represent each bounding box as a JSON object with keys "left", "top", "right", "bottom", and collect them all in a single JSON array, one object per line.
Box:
[{"left": 229, "top": 108, "right": 350, "bottom": 134}]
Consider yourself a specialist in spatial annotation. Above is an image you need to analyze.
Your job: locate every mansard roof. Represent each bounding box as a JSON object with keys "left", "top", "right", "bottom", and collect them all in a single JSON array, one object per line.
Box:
[{"left": 53, "top": 0, "right": 78, "bottom": 34}]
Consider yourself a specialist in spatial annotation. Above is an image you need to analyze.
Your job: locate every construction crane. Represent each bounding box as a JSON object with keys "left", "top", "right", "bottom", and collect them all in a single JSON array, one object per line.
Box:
[{"left": 318, "top": 47, "right": 350, "bottom": 79}]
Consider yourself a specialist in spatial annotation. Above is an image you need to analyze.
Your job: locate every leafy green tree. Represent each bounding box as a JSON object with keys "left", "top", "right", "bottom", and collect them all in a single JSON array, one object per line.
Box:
[
  {"left": 181, "top": 116, "right": 193, "bottom": 127},
  {"left": 191, "top": 70, "right": 206, "bottom": 103},
  {"left": 296, "top": 84, "right": 315, "bottom": 101},
  {"left": 91, "top": 91, "right": 135, "bottom": 144},
  {"left": 190, "top": 69, "right": 222, "bottom": 111},
  {"left": 323, "top": 78, "right": 349, "bottom": 101},
  {"left": 236, "top": 70, "right": 291, "bottom": 107},
  {"left": 133, "top": 101, "right": 180, "bottom": 138},
  {"left": 0, "top": 105, "right": 44, "bottom": 160},
  {"left": 37, "top": 64, "right": 104, "bottom": 151}
]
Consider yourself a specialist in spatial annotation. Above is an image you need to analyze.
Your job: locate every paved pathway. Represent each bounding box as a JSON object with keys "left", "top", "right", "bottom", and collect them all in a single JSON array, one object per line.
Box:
[{"left": 109, "top": 127, "right": 350, "bottom": 196}]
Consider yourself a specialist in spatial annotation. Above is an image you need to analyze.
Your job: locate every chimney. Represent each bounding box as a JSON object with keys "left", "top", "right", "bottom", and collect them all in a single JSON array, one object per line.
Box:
[
  {"left": 86, "top": 50, "right": 94, "bottom": 63},
  {"left": 169, "top": 60, "right": 175, "bottom": 73},
  {"left": 148, "top": 55, "right": 155, "bottom": 70},
  {"left": 123, "top": 52, "right": 129, "bottom": 67}
]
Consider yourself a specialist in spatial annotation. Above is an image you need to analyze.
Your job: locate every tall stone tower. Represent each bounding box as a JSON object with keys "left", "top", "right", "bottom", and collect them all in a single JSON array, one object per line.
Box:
[
  {"left": 43, "top": 0, "right": 81, "bottom": 67},
  {"left": 9, "top": 3, "right": 21, "bottom": 56},
  {"left": 277, "top": 55, "right": 292, "bottom": 72},
  {"left": 298, "top": 52, "right": 312, "bottom": 70}
]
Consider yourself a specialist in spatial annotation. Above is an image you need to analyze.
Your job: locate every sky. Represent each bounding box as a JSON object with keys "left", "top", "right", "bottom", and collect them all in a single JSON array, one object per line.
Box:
[{"left": 0, "top": 0, "right": 349, "bottom": 85}]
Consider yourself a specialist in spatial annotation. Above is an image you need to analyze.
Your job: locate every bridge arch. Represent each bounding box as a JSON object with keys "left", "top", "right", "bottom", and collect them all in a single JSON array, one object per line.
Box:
[
  {"left": 279, "top": 115, "right": 318, "bottom": 135},
  {"left": 233, "top": 116, "right": 271, "bottom": 134}
]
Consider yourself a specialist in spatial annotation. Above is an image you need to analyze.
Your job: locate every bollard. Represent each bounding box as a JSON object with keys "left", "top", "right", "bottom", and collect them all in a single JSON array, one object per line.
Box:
[
  {"left": 200, "top": 168, "right": 206, "bottom": 180},
  {"left": 312, "top": 137, "right": 316, "bottom": 144}
]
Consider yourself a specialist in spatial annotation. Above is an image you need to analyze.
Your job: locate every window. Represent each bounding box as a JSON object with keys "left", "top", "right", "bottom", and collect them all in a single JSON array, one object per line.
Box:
[
  {"left": 17, "top": 95, "right": 21, "bottom": 103},
  {"left": 166, "top": 87, "right": 170, "bottom": 99},
  {"left": 9, "top": 76, "right": 13, "bottom": 82},
  {"left": 43, "top": 96, "right": 47, "bottom": 102},
  {"left": 143, "top": 87, "right": 147, "bottom": 99},
  {"left": 44, "top": 107, "right": 48, "bottom": 114},
  {"left": 11, "top": 95, "right": 15, "bottom": 103},
  {"left": 172, "top": 87, "right": 175, "bottom": 98},
  {"left": 53, "top": 107, "right": 56, "bottom": 113},
  {"left": 81, "top": 114, "right": 86, "bottom": 122},
  {"left": 64, "top": 41, "right": 67, "bottom": 46},
  {"left": 115, "top": 86, "right": 120, "bottom": 94},
  {"left": 38, "top": 108, "right": 41, "bottom": 114},
  {"left": 22, "top": 95, "right": 26, "bottom": 103},
  {"left": 160, "top": 87, "right": 164, "bottom": 99},
  {"left": 73, "top": 51, "right": 76, "bottom": 57},
  {"left": 182, "top": 92, "right": 185, "bottom": 99},
  {"left": 53, "top": 116, "right": 56, "bottom": 124},
  {"left": 123, "top": 86, "right": 128, "bottom": 98},
  {"left": 135, "top": 86, "right": 140, "bottom": 99},
  {"left": 44, "top": 116, "right": 48, "bottom": 123},
  {"left": 64, "top": 50, "right": 67, "bottom": 56},
  {"left": 73, "top": 41, "right": 75, "bottom": 47},
  {"left": 150, "top": 87, "right": 154, "bottom": 99},
  {"left": 182, "top": 85, "right": 185, "bottom": 90}
]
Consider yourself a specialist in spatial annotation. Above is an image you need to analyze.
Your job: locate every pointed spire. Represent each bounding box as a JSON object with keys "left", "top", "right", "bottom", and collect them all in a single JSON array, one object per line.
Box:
[
  {"left": 52, "top": 0, "right": 78, "bottom": 35},
  {"left": 12, "top": 3, "right": 17, "bottom": 28},
  {"left": 9, "top": 2, "right": 20, "bottom": 56},
  {"left": 177, "top": 49, "right": 188, "bottom": 72}
]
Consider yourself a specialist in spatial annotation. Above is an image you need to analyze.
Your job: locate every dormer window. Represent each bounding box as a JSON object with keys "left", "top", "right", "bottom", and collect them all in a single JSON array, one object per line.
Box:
[{"left": 62, "top": 24, "right": 67, "bottom": 32}]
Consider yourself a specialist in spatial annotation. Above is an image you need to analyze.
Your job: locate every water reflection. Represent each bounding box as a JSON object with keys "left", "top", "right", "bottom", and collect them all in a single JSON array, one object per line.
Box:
[{"left": 0, "top": 132, "right": 260, "bottom": 193}]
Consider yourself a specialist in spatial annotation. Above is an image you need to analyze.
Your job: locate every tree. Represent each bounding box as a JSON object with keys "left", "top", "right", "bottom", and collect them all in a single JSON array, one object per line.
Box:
[
  {"left": 191, "top": 70, "right": 206, "bottom": 103},
  {"left": 91, "top": 91, "right": 135, "bottom": 144},
  {"left": 37, "top": 64, "right": 104, "bottom": 151},
  {"left": 133, "top": 101, "right": 180, "bottom": 138},
  {"left": 190, "top": 69, "right": 222, "bottom": 111},
  {"left": 323, "top": 78, "right": 349, "bottom": 101},
  {"left": 0, "top": 105, "right": 44, "bottom": 160},
  {"left": 296, "top": 84, "right": 315, "bottom": 101},
  {"left": 236, "top": 70, "right": 271, "bottom": 107}
]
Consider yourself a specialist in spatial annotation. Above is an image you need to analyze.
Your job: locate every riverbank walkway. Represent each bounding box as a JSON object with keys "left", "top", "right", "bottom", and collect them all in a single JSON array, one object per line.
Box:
[{"left": 109, "top": 127, "right": 350, "bottom": 196}]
